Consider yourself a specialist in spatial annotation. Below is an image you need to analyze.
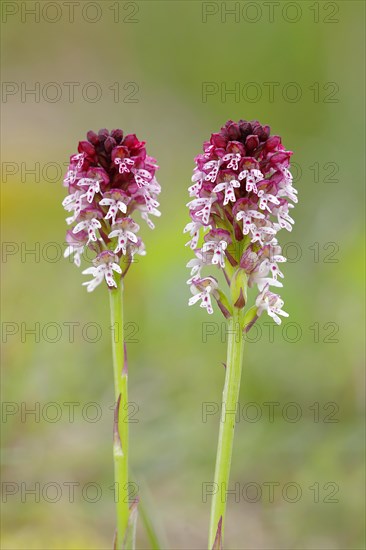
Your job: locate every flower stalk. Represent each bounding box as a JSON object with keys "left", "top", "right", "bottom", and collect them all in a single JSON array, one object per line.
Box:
[
  {"left": 208, "top": 307, "right": 245, "bottom": 549},
  {"left": 109, "top": 281, "right": 129, "bottom": 548}
]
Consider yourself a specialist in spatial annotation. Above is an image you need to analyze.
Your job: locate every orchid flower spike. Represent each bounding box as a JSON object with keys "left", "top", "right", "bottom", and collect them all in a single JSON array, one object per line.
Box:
[
  {"left": 185, "top": 119, "right": 297, "bottom": 326},
  {"left": 62, "top": 129, "right": 161, "bottom": 291}
]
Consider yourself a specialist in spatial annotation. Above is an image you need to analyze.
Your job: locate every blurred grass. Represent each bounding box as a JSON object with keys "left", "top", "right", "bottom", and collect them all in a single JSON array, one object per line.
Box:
[{"left": 1, "top": 1, "right": 365, "bottom": 548}]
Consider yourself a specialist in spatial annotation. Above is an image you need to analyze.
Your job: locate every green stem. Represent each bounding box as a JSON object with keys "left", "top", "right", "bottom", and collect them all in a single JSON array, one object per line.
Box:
[
  {"left": 208, "top": 307, "right": 245, "bottom": 549},
  {"left": 138, "top": 497, "right": 163, "bottom": 550},
  {"left": 109, "top": 281, "right": 129, "bottom": 549}
]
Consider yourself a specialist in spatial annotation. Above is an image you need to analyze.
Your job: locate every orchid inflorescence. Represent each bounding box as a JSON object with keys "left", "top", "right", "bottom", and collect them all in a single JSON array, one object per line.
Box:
[
  {"left": 62, "top": 129, "right": 161, "bottom": 291},
  {"left": 185, "top": 119, "right": 297, "bottom": 325}
]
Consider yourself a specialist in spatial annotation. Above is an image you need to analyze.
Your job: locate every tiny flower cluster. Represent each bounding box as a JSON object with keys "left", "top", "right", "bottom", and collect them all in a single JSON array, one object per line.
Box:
[
  {"left": 62, "top": 129, "right": 161, "bottom": 291},
  {"left": 185, "top": 120, "right": 297, "bottom": 324}
]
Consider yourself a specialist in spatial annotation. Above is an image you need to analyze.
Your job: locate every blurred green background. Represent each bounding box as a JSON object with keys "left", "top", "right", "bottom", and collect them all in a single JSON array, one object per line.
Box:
[{"left": 1, "top": 1, "right": 365, "bottom": 548}]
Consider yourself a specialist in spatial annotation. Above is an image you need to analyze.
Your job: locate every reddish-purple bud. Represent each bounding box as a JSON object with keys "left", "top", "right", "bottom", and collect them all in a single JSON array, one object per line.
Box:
[
  {"left": 226, "top": 122, "right": 241, "bottom": 141},
  {"left": 123, "top": 134, "right": 142, "bottom": 150},
  {"left": 252, "top": 124, "right": 270, "bottom": 141},
  {"left": 262, "top": 125, "right": 271, "bottom": 140},
  {"left": 111, "top": 129, "right": 123, "bottom": 143},
  {"left": 78, "top": 140, "right": 96, "bottom": 157},
  {"left": 210, "top": 132, "right": 227, "bottom": 149},
  {"left": 98, "top": 128, "right": 109, "bottom": 142},
  {"left": 245, "top": 134, "right": 260, "bottom": 151},
  {"left": 265, "top": 135, "right": 281, "bottom": 151},
  {"left": 239, "top": 120, "right": 252, "bottom": 137},
  {"left": 104, "top": 136, "right": 116, "bottom": 153},
  {"left": 87, "top": 130, "right": 99, "bottom": 145}
]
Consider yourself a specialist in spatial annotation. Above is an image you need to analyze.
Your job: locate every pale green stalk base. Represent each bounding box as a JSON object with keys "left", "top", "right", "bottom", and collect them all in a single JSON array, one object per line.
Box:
[
  {"left": 208, "top": 308, "right": 245, "bottom": 549},
  {"left": 109, "top": 282, "right": 129, "bottom": 549},
  {"left": 139, "top": 497, "right": 163, "bottom": 550}
]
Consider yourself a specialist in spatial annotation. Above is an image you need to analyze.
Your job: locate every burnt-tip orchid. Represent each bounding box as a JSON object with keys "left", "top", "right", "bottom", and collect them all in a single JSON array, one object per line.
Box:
[
  {"left": 62, "top": 128, "right": 161, "bottom": 291},
  {"left": 185, "top": 120, "right": 298, "bottom": 549},
  {"left": 185, "top": 119, "right": 297, "bottom": 327},
  {"left": 61, "top": 128, "right": 161, "bottom": 550}
]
